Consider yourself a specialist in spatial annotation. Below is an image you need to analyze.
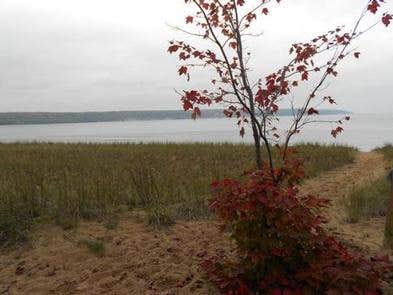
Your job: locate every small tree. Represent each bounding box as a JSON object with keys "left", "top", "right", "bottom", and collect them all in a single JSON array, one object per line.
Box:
[
  {"left": 168, "top": 1, "right": 393, "bottom": 293},
  {"left": 168, "top": 0, "right": 392, "bottom": 179}
]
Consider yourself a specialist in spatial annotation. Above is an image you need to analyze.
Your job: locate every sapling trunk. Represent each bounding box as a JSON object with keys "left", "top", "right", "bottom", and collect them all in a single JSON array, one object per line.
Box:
[{"left": 251, "top": 121, "right": 262, "bottom": 170}]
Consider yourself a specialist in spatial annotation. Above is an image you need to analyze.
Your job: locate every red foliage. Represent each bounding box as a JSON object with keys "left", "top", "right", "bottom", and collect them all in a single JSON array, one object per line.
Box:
[
  {"left": 331, "top": 126, "right": 344, "bottom": 138},
  {"left": 168, "top": 0, "right": 391, "bottom": 147},
  {"left": 382, "top": 13, "right": 393, "bottom": 26},
  {"left": 368, "top": 0, "right": 380, "bottom": 14},
  {"left": 201, "top": 159, "right": 392, "bottom": 294},
  {"left": 168, "top": 2, "right": 393, "bottom": 292},
  {"left": 307, "top": 108, "right": 319, "bottom": 115}
]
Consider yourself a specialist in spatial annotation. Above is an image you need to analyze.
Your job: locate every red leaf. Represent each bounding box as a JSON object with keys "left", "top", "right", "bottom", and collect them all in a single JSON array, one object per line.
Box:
[
  {"left": 354, "top": 52, "right": 361, "bottom": 59},
  {"left": 262, "top": 8, "right": 269, "bottom": 15},
  {"left": 327, "top": 68, "right": 338, "bottom": 76},
  {"left": 367, "top": 0, "right": 379, "bottom": 14},
  {"left": 331, "top": 126, "right": 344, "bottom": 138},
  {"left": 179, "top": 52, "right": 189, "bottom": 60},
  {"left": 186, "top": 16, "right": 194, "bottom": 24},
  {"left": 307, "top": 108, "right": 319, "bottom": 115},
  {"left": 223, "top": 110, "right": 233, "bottom": 118},
  {"left": 183, "top": 100, "right": 193, "bottom": 111},
  {"left": 382, "top": 14, "right": 393, "bottom": 27},
  {"left": 246, "top": 13, "right": 256, "bottom": 22},
  {"left": 323, "top": 96, "right": 337, "bottom": 105},
  {"left": 168, "top": 44, "right": 179, "bottom": 54},
  {"left": 178, "top": 66, "right": 188, "bottom": 76},
  {"left": 301, "top": 72, "right": 308, "bottom": 81},
  {"left": 271, "top": 248, "right": 284, "bottom": 257},
  {"left": 185, "top": 90, "right": 198, "bottom": 101},
  {"left": 229, "top": 42, "right": 238, "bottom": 49}
]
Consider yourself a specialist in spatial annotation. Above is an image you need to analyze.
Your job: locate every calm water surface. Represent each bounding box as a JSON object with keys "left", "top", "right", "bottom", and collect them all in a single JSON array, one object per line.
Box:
[{"left": 0, "top": 113, "right": 391, "bottom": 151}]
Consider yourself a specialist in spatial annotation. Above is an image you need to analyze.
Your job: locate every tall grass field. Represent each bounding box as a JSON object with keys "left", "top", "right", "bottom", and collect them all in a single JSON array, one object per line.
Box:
[{"left": 0, "top": 143, "right": 357, "bottom": 245}]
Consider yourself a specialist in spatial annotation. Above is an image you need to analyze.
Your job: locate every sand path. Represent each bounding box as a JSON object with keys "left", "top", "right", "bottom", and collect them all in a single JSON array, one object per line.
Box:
[
  {"left": 0, "top": 152, "right": 389, "bottom": 294},
  {"left": 299, "top": 152, "right": 388, "bottom": 251}
]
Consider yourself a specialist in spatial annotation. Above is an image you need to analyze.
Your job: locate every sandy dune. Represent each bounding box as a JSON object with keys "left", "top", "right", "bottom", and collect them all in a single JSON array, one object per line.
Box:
[{"left": 0, "top": 152, "right": 391, "bottom": 294}]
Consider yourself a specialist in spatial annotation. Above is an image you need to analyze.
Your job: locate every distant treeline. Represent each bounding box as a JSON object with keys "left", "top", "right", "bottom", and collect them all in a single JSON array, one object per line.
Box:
[{"left": 0, "top": 109, "right": 349, "bottom": 125}]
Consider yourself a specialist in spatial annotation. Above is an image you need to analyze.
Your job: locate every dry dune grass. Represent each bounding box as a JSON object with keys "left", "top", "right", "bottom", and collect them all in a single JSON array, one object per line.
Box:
[
  {"left": 0, "top": 143, "right": 357, "bottom": 245},
  {"left": 1, "top": 150, "right": 393, "bottom": 294}
]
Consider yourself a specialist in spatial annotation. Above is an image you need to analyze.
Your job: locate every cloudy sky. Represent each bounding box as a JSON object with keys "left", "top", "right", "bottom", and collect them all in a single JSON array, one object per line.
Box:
[{"left": 0, "top": 0, "right": 392, "bottom": 113}]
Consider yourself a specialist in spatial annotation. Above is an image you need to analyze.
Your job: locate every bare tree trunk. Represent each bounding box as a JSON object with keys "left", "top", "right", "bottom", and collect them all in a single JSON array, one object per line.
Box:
[
  {"left": 231, "top": 2, "right": 262, "bottom": 170},
  {"left": 251, "top": 116, "right": 262, "bottom": 170}
]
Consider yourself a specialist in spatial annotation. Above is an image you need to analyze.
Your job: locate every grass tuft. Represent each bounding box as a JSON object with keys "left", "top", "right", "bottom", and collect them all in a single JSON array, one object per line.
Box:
[
  {"left": 130, "top": 163, "right": 161, "bottom": 207},
  {"left": 344, "top": 144, "right": 393, "bottom": 223},
  {"left": 146, "top": 205, "right": 175, "bottom": 229},
  {"left": 79, "top": 239, "right": 106, "bottom": 256},
  {"left": 344, "top": 179, "right": 390, "bottom": 223},
  {"left": 170, "top": 196, "right": 211, "bottom": 221},
  {"left": 375, "top": 144, "right": 393, "bottom": 162}
]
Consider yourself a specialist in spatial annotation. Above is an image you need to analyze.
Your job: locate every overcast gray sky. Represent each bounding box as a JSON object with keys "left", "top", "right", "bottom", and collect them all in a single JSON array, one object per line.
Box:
[{"left": 0, "top": 0, "right": 392, "bottom": 113}]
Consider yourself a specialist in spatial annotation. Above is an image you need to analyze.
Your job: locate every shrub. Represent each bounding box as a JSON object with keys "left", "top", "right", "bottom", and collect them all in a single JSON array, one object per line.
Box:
[{"left": 202, "top": 163, "right": 392, "bottom": 294}]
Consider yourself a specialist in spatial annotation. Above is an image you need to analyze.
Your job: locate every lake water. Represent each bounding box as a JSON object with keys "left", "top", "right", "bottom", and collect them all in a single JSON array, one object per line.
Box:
[{"left": 0, "top": 113, "right": 391, "bottom": 151}]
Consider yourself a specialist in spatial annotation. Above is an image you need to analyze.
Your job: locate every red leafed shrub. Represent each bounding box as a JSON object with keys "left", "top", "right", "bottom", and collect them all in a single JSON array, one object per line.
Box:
[{"left": 202, "top": 162, "right": 392, "bottom": 294}]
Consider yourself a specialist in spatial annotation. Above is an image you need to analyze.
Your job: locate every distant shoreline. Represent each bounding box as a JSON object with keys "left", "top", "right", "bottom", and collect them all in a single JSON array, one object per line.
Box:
[{"left": 0, "top": 109, "right": 350, "bottom": 126}]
